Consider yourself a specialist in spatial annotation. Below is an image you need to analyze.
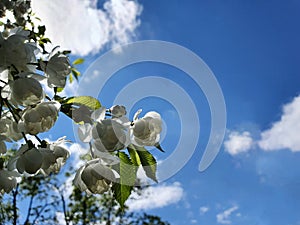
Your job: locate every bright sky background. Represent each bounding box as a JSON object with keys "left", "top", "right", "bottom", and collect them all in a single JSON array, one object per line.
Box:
[{"left": 31, "top": 0, "right": 300, "bottom": 224}]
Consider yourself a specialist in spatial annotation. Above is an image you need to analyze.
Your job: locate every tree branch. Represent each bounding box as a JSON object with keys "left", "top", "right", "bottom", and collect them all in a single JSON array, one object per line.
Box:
[
  {"left": 12, "top": 184, "right": 19, "bottom": 225},
  {"left": 23, "top": 194, "right": 34, "bottom": 225},
  {"left": 60, "top": 191, "right": 69, "bottom": 225}
]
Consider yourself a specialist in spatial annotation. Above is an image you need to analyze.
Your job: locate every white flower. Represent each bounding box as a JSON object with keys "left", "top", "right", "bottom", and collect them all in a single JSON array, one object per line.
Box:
[
  {"left": 41, "top": 52, "right": 71, "bottom": 88},
  {"left": 0, "top": 69, "right": 8, "bottom": 88},
  {"left": 10, "top": 77, "right": 44, "bottom": 106},
  {"left": 72, "top": 105, "right": 92, "bottom": 123},
  {"left": 110, "top": 105, "right": 127, "bottom": 118},
  {"left": 18, "top": 101, "right": 60, "bottom": 135},
  {"left": 0, "top": 139, "right": 6, "bottom": 154},
  {"left": 0, "top": 117, "right": 23, "bottom": 142},
  {"left": 78, "top": 123, "right": 93, "bottom": 143},
  {"left": 40, "top": 144, "right": 70, "bottom": 175},
  {"left": 92, "top": 119, "right": 128, "bottom": 152},
  {"left": 73, "top": 160, "right": 116, "bottom": 195},
  {"left": 77, "top": 107, "right": 106, "bottom": 143},
  {"left": 0, "top": 29, "right": 38, "bottom": 71},
  {"left": 131, "top": 111, "right": 162, "bottom": 146},
  {"left": 0, "top": 170, "right": 20, "bottom": 193},
  {"left": 16, "top": 144, "right": 43, "bottom": 174}
]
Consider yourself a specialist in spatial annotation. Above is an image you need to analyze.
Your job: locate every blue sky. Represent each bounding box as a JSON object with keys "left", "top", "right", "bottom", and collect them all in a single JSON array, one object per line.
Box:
[{"left": 32, "top": 0, "right": 300, "bottom": 224}]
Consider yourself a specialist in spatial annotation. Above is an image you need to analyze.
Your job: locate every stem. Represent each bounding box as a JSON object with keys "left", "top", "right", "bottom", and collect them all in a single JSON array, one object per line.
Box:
[
  {"left": 12, "top": 184, "right": 19, "bottom": 225},
  {"left": 52, "top": 184, "right": 69, "bottom": 225},
  {"left": 32, "top": 201, "right": 57, "bottom": 225},
  {"left": 0, "top": 79, "right": 8, "bottom": 85},
  {"left": 23, "top": 194, "right": 34, "bottom": 225},
  {"left": 34, "top": 135, "right": 43, "bottom": 145},
  {"left": 0, "top": 98, "right": 3, "bottom": 118},
  {"left": 45, "top": 95, "right": 51, "bottom": 101},
  {"left": 11, "top": 64, "right": 19, "bottom": 74},
  {"left": 60, "top": 192, "right": 69, "bottom": 225},
  {"left": 5, "top": 100, "right": 28, "bottom": 142}
]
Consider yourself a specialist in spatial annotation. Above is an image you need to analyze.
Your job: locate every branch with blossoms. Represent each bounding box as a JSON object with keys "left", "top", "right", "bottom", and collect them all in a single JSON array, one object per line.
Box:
[{"left": 0, "top": 0, "right": 164, "bottom": 208}]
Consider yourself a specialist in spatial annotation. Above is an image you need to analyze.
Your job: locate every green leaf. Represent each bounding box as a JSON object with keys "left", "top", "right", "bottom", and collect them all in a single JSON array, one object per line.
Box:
[
  {"left": 72, "top": 58, "right": 85, "bottom": 65},
  {"left": 155, "top": 143, "right": 165, "bottom": 152},
  {"left": 127, "top": 144, "right": 141, "bottom": 166},
  {"left": 69, "top": 73, "right": 74, "bottom": 83},
  {"left": 39, "top": 37, "right": 51, "bottom": 44},
  {"left": 112, "top": 152, "right": 137, "bottom": 208},
  {"left": 71, "top": 68, "right": 81, "bottom": 80},
  {"left": 118, "top": 152, "right": 137, "bottom": 186},
  {"left": 65, "top": 96, "right": 101, "bottom": 110},
  {"left": 62, "top": 50, "right": 71, "bottom": 55},
  {"left": 56, "top": 87, "right": 64, "bottom": 93},
  {"left": 38, "top": 25, "right": 46, "bottom": 36},
  {"left": 133, "top": 145, "right": 158, "bottom": 183},
  {"left": 112, "top": 183, "right": 132, "bottom": 210}
]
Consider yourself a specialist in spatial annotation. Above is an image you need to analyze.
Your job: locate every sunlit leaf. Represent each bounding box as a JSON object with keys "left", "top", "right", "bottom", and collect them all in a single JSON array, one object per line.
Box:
[
  {"left": 112, "top": 152, "right": 136, "bottom": 208},
  {"left": 65, "top": 96, "right": 101, "bottom": 110},
  {"left": 72, "top": 58, "right": 84, "bottom": 65},
  {"left": 134, "top": 145, "right": 158, "bottom": 183},
  {"left": 71, "top": 68, "right": 81, "bottom": 80},
  {"left": 127, "top": 144, "right": 141, "bottom": 166}
]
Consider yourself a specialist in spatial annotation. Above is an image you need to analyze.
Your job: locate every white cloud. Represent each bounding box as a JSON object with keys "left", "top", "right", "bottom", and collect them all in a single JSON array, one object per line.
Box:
[
  {"left": 258, "top": 95, "right": 300, "bottom": 152},
  {"left": 200, "top": 206, "right": 210, "bottom": 215},
  {"left": 216, "top": 206, "right": 239, "bottom": 224},
  {"left": 224, "top": 131, "right": 254, "bottom": 155},
  {"left": 31, "top": 0, "right": 142, "bottom": 56},
  {"left": 127, "top": 182, "right": 184, "bottom": 211}
]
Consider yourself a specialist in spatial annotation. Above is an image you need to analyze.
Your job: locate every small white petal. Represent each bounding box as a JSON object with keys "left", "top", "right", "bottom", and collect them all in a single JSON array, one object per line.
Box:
[
  {"left": 133, "top": 109, "right": 142, "bottom": 121},
  {"left": 78, "top": 123, "right": 93, "bottom": 142},
  {"left": 91, "top": 107, "right": 106, "bottom": 122}
]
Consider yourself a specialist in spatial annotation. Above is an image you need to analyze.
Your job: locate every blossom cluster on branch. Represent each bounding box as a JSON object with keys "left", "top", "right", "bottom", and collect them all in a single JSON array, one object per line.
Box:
[{"left": 0, "top": 0, "right": 163, "bottom": 207}]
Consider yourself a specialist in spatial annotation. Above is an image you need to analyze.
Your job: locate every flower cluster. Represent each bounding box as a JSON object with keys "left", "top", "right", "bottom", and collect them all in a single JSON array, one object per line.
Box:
[
  {"left": 0, "top": 4, "right": 163, "bottom": 206},
  {"left": 75, "top": 105, "right": 162, "bottom": 194},
  {"left": 0, "top": 25, "right": 72, "bottom": 193}
]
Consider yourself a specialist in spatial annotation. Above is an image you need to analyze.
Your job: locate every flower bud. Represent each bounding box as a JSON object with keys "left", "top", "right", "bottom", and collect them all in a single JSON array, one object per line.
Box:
[{"left": 110, "top": 105, "right": 126, "bottom": 118}]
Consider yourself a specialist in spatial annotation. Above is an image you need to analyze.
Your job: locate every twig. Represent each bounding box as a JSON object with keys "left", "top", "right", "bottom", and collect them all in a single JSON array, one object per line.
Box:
[
  {"left": 23, "top": 194, "right": 34, "bottom": 225},
  {"left": 12, "top": 184, "right": 19, "bottom": 225}
]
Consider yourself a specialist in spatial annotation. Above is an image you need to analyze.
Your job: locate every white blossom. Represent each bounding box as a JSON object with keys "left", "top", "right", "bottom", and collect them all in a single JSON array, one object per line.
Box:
[
  {"left": 92, "top": 119, "right": 128, "bottom": 152},
  {"left": 0, "top": 28, "right": 38, "bottom": 71},
  {"left": 40, "top": 52, "right": 71, "bottom": 88},
  {"left": 0, "top": 170, "right": 20, "bottom": 193},
  {"left": 73, "top": 160, "right": 116, "bottom": 195},
  {"left": 78, "top": 123, "right": 93, "bottom": 143},
  {"left": 0, "top": 117, "right": 23, "bottom": 142},
  {"left": 0, "top": 139, "right": 6, "bottom": 154},
  {"left": 131, "top": 111, "right": 162, "bottom": 146},
  {"left": 40, "top": 144, "right": 70, "bottom": 175},
  {"left": 10, "top": 77, "right": 44, "bottom": 106},
  {"left": 0, "top": 69, "right": 8, "bottom": 88},
  {"left": 16, "top": 144, "right": 43, "bottom": 174},
  {"left": 18, "top": 101, "right": 60, "bottom": 135}
]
